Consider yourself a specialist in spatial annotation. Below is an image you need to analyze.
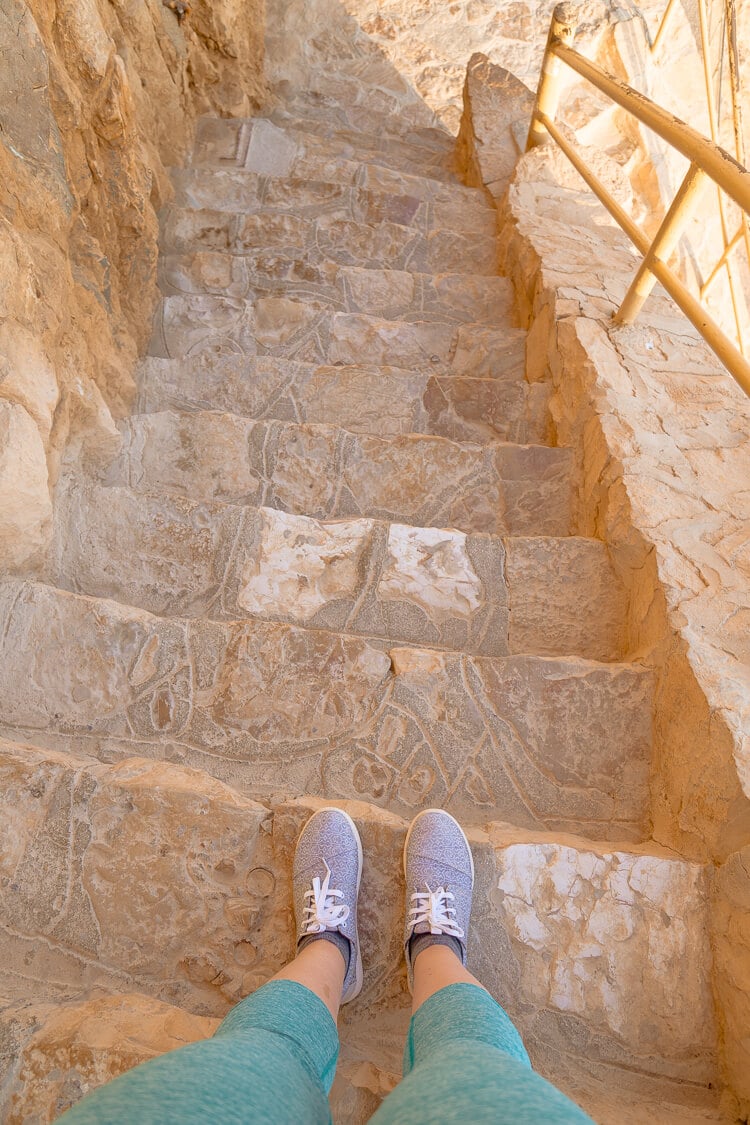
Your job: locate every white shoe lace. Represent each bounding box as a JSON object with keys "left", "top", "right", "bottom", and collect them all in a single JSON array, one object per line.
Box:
[
  {"left": 407, "top": 884, "right": 464, "bottom": 937},
  {"left": 302, "top": 862, "right": 350, "bottom": 934}
]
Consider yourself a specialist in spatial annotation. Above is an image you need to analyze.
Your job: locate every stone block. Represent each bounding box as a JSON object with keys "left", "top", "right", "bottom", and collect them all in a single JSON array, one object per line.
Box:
[
  {"left": 457, "top": 53, "right": 535, "bottom": 201},
  {"left": 111, "top": 411, "right": 573, "bottom": 536},
  {"left": 0, "top": 401, "right": 52, "bottom": 570}
]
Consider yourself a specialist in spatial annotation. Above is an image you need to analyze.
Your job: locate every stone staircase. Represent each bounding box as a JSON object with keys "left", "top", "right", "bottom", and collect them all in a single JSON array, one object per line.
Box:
[{"left": 0, "top": 66, "right": 727, "bottom": 1125}]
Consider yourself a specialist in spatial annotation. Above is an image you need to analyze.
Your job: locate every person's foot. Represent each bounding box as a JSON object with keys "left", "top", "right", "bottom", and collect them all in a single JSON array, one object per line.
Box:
[
  {"left": 293, "top": 807, "right": 364, "bottom": 1004},
  {"left": 402, "top": 808, "right": 475, "bottom": 993}
]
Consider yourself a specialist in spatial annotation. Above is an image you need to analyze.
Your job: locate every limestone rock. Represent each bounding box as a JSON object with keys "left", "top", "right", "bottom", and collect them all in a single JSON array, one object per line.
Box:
[
  {"left": 1, "top": 994, "right": 218, "bottom": 1124},
  {"left": 457, "top": 53, "right": 535, "bottom": 201},
  {"left": 0, "top": 401, "right": 52, "bottom": 570},
  {"left": 0, "top": 0, "right": 266, "bottom": 567}
]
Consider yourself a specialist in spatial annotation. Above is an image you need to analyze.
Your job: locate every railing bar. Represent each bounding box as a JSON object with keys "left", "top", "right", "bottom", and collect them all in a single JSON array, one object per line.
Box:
[
  {"left": 700, "top": 225, "right": 745, "bottom": 294},
  {"left": 697, "top": 0, "right": 718, "bottom": 144},
  {"left": 537, "top": 112, "right": 750, "bottom": 397},
  {"left": 538, "top": 111, "right": 650, "bottom": 252},
  {"left": 615, "top": 163, "right": 708, "bottom": 325},
  {"left": 651, "top": 0, "right": 680, "bottom": 54},
  {"left": 724, "top": 0, "right": 745, "bottom": 164},
  {"left": 550, "top": 40, "right": 750, "bottom": 215},
  {"left": 724, "top": 255, "right": 746, "bottom": 354}
]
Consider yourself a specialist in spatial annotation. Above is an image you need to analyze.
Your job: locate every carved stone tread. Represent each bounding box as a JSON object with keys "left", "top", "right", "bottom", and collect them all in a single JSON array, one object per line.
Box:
[
  {"left": 51, "top": 481, "right": 626, "bottom": 661},
  {"left": 171, "top": 168, "right": 495, "bottom": 234},
  {"left": 151, "top": 296, "right": 526, "bottom": 378},
  {"left": 0, "top": 743, "right": 721, "bottom": 1124},
  {"left": 0, "top": 580, "right": 650, "bottom": 834},
  {"left": 160, "top": 256, "right": 511, "bottom": 324},
  {"left": 160, "top": 206, "right": 498, "bottom": 277},
  {"left": 136, "top": 353, "right": 544, "bottom": 445},
  {"left": 193, "top": 116, "right": 463, "bottom": 186},
  {"left": 190, "top": 118, "right": 489, "bottom": 204},
  {"left": 263, "top": 102, "right": 455, "bottom": 155},
  {"left": 269, "top": 66, "right": 446, "bottom": 128},
  {"left": 108, "top": 410, "right": 572, "bottom": 537},
  {"left": 258, "top": 108, "right": 459, "bottom": 176}
]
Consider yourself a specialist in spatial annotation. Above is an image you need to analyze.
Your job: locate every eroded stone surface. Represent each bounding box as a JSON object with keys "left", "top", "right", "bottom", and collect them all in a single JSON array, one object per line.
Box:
[
  {"left": 193, "top": 116, "right": 461, "bottom": 187},
  {"left": 0, "top": 0, "right": 265, "bottom": 564},
  {"left": 0, "top": 582, "right": 651, "bottom": 835},
  {"left": 497, "top": 122, "right": 750, "bottom": 1113},
  {"left": 160, "top": 253, "right": 509, "bottom": 324},
  {"left": 0, "top": 745, "right": 716, "bottom": 1121},
  {"left": 161, "top": 203, "right": 497, "bottom": 279},
  {"left": 137, "top": 352, "right": 540, "bottom": 445},
  {"left": 52, "top": 482, "right": 627, "bottom": 660},
  {"left": 110, "top": 411, "right": 573, "bottom": 536},
  {"left": 151, "top": 295, "right": 528, "bottom": 375},
  {"left": 1, "top": 994, "right": 218, "bottom": 1124}
]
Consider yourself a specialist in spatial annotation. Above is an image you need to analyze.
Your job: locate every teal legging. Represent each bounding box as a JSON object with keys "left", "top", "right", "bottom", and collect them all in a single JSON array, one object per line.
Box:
[{"left": 58, "top": 981, "right": 594, "bottom": 1123}]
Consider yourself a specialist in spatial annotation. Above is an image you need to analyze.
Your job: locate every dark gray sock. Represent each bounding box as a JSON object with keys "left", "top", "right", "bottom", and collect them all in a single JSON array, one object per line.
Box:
[
  {"left": 409, "top": 932, "right": 463, "bottom": 966},
  {"left": 298, "top": 930, "right": 351, "bottom": 973}
]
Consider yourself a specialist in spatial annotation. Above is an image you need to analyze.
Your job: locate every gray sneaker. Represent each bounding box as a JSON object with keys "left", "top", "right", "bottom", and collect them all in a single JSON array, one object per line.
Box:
[
  {"left": 293, "top": 807, "right": 363, "bottom": 1004},
  {"left": 402, "top": 808, "right": 475, "bottom": 992}
]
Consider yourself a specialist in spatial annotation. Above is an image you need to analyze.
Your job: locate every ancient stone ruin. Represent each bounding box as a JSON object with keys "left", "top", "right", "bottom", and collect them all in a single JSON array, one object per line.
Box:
[{"left": 1, "top": 0, "right": 749, "bottom": 1121}]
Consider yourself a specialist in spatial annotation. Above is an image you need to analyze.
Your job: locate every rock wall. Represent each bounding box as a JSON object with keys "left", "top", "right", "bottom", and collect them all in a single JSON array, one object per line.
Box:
[
  {"left": 0, "top": 0, "right": 266, "bottom": 571},
  {"left": 459, "top": 66, "right": 750, "bottom": 1113}
]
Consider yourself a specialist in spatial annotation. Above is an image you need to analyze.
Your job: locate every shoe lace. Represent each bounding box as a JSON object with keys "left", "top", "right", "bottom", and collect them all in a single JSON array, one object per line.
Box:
[
  {"left": 302, "top": 862, "right": 350, "bottom": 934},
  {"left": 407, "top": 884, "right": 464, "bottom": 938}
]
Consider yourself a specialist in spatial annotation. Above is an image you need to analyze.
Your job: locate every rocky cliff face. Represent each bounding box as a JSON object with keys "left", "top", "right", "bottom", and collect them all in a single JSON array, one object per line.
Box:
[{"left": 0, "top": 0, "right": 266, "bottom": 571}]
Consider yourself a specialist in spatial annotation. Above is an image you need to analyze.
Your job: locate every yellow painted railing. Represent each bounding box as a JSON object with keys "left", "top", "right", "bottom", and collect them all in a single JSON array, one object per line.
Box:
[{"left": 527, "top": 2, "right": 750, "bottom": 397}]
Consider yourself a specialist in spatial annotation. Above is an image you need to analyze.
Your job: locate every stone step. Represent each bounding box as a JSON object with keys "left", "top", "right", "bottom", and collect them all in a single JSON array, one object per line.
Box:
[
  {"left": 160, "top": 256, "right": 510, "bottom": 323},
  {"left": 189, "top": 116, "right": 485, "bottom": 203},
  {"left": 51, "top": 481, "right": 626, "bottom": 662},
  {"left": 151, "top": 296, "right": 522, "bottom": 376},
  {"left": 160, "top": 206, "right": 498, "bottom": 278},
  {"left": 260, "top": 106, "right": 457, "bottom": 170},
  {"left": 0, "top": 582, "right": 650, "bottom": 836},
  {"left": 265, "top": 99, "right": 455, "bottom": 156},
  {"left": 0, "top": 740, "right": 719, "bottom": 1121},
  {"left": 171, "top": 168, "right": 495, "bottom": 235},
  {"left": 136, "top": 354, "right": 547, "bottom": 446},
  {"left": 108, "top": 411, "right": 572, "bottom": 537},
  {"left": 1, "top": 991, "right": 728, "bottom": 1125},
  {"left": 193, "top": 116, "right": 461, "bottom": 187},
  {"left": 0, "top": 990, "right": 392, "bottom": 1125},
  {"left": 259, "top": 108, "right": 459, "bottom": 179},
  {"left": 270, "top": 69, "right": 442, "bottom": 129}
]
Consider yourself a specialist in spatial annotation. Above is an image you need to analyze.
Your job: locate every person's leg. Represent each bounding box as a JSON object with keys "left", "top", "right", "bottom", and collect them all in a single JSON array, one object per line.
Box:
[
  {"left": 370, "top": 809, "right": 595, "bottom": 1124},
  {"left": 56, "top": 808, "right": 363, "bottom": 1125}
]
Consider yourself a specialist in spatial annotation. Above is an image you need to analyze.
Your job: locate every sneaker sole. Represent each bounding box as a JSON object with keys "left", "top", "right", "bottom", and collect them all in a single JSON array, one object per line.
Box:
[
  {"left": 301, "top": 806, "right": 364, "bottom": 1005},
  {"left": 402, "top": 807, "right": 476, "bottom": 885}
]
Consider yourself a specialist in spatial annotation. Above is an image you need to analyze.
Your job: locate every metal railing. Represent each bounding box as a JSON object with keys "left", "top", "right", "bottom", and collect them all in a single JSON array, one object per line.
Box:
[
  {"left": 527, "top": 1, "right": 750, "bottom": 397},
  {"left": 649, "top": 0, "right": 749, "bottom": 358}
]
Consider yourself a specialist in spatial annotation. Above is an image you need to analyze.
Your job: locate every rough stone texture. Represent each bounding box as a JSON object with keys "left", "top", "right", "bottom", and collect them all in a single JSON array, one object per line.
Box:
[
  {"left": 263, "top": 0, "right": 618, "bottom": 134},
  {"left": 1, "top": 13, "right": 734, "bottom": 1120},
  {"left": 0, "top": 0, "right": 265, "bottom": 565},
  {"left": 494, "top": 108, "right": 750, "bottom": 1118},
  {"left": 137, "top": 352, "right": 545, "bottom": 446},
  {"left": 0, "top": 401, "right": 52, "bottom": 570},
  {"left": 0, "top": 582, "right": 651, "bottom": 836},
  {"left": 0, "top": 742, "right": 721, "bottom": 1121},
  {"left": 457, "top": 53, "right": 535, "bottom": 202},
  {"left": 0, "top": 994, "right": 218, "bottom": 1124},
  {"left": 50, "top": 480, "right": 624, "bottom": 662},
  {"left": 108, "top": 411, "right": 573, "bottom": 537}
]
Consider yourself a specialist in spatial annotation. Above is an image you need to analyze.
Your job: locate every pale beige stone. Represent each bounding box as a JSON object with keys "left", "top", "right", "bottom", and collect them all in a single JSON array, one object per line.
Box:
[
  {"left": 2, "top": 994, "right": 218, "bottom": 1125},
  {"left": 378, "top": 524, "right": 482, "bottom": 623},
  {"left": 0, "top": 0, "right": 265, "bottom": 562},
  {"left": 237, "top": 508, "right": 374, "bottom": 622},
  {"left": 492, "top": 837, "right": 714, "bottom": 1058},
  {"left": 0, "top": 401, "right": 52, "bottom": 570}
]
